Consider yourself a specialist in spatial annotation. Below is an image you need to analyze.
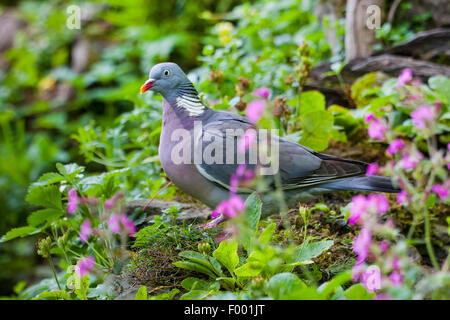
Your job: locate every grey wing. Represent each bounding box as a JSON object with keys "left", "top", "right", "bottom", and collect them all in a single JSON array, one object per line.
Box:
[{"left": 196, "top": 111, "right": 367, "bottom": 192}]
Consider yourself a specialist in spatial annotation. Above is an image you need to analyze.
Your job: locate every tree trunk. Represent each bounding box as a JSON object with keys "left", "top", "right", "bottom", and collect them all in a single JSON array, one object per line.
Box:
[{"left": 345, "top": 0, "right": 385, "bottom": 61}]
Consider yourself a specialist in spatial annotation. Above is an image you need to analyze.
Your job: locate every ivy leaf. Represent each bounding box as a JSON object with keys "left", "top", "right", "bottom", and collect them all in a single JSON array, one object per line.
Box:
[
  {"left": 213, "top": 240, "right": 239, "bottom": 276},
  {"left": 26, "top": 185, "right": 62, "bottom": 209}
]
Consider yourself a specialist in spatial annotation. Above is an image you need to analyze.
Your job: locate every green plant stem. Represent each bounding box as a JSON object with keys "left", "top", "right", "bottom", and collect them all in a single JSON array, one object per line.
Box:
[
  {"left": 48, "top": 256, "right": 62, "bottom": 290},
  {"left": 424, "top": 208, "right": 439, "bottom": 270}
]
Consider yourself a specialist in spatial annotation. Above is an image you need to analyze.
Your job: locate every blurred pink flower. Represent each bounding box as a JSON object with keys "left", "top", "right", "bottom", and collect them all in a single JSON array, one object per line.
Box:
[
  {"left": 401, "top": 151, "right": 423, "bottom": 170},
  {"left": 379, "top": 241, "right": 389, "bottom": 252},
  {"left": 368, "top": 120, "right": 387, "bottom": 140},
  {"left": 367, "top": 194, "right": 390, "bottom": 214},
  {"left": 366, "top": 163, "right": 379, "bottom": 176},
  {"left": 212, "top": 195, "right": 245, "bottom": 219},
  {"left": 411, "top": 105, "right": 434, "bottom": 129},
  {"left": 67, "top": 189, "right": 79, "bottom": 214},
  {"left": 76, "top": 256, "right": 95, "bottom": 277},
  {"left": 389, "top": 271, "right": 403, "bottom": 286},
  {"left": 353, "top": 228, "right": 372, "bottom": 265},
  {"left": 387, "top": 139, "right": 404, "bottom": 156},
  {"left": 246, "top": 100, "right": 265, "bottom": 123},
  {"left": 238, "top": 129, "right": 256, "bottom": 153},
  {"left": 107, "top": 213, "right": 136, "bottom": 237},
  {"left": 364, "top": 112, "right": 376, "bottom": 124},
  {"left": 79, "top": 220, "right": 92, "bottom": 243},
  {"left": 396, "top": 68, "right": 412, "bottom": 88},
  {"left": 349, "top": 195, "right": 368, "bottom": 225},
  {"left": 252, "top": 87, "right": 270, "bottom": 99},
  {"left": 107, "top": 214, "right": 121, "bottom": 234},
  {"left": 431, "top": 184, "right": 449, "bottom": 199},
  {"left": 396, "top": 190, "right": 408, "bottom": 205},
  {"left": 361, "top": 265, "right": 381, "bottom": 292},
  {"left": 121, "top": 214, "right": 136, "bottom": 237}
]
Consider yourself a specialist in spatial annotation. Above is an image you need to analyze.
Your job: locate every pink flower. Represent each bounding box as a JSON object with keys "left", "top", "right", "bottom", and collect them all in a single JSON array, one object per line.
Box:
[
  {"left": 246, "top": 100, "right": 265, "bottom": 123},
  {"left": 252, "top": 87, "right": 270, "bottom": 99},
  {"left": 212, "top": 195, "right": 245, "bottom": 219},
  {"left": 238, "top": 129, "right": 256, "bottom": 153},
  {"left": 387, "top": 139, "right": 404, "bottom": 156},
  {"left": 389, "top": 271, "right": 403, "bottom": 286},
  {"left": 411, "top": 105, "right": 434, "bottom": 129},
  {"left": 353, "top": 228, "right": 372, "bottom": 265},
  {"left": 76, "top": 256, "right": 95, "bottom": 277},
  {"left": 349, "top": 195, "right": 368, "bottom": 225},
  {"left": 431, "top": 184, "right": 449, "bottom": 199},
  {"left": 351, "top": 263, "right": 365, "bottom": 282},
  {"left": 104, "top": 192, "right": 124, "bottom": 210},
  {"left": 364, "top": 112, "right": 376, "bottom": 124},
  {"left": 79, "top": 220, "right": 92, "bottom": 243},
  {"left": 401, "top": 151, "right": 423, "bottom": 170},
  {"left": 67, "top": 189, "right": 79, "bottom": 214},
  {"left": 396, "top": 190, "right": 408, "bottom": 205},
  {"left": 366, "top": 163, "right": 379, "bottom": 176},
  {"left": 396, "top": 68, "right": 413, "bottom": 88},
  {"left": 361, "top": 265, "right": 381, "bottom": 292},
  {"left": 107, "top": 213, "right": 136, "bottom": 236},
  {"left": 367, "top": 194, "right": 390, "bottom": 214},
  {"left": 368, "top": 120, "right": 387, "bottom": 140},
  {"left": 379, "top": 241, "right": 389, "bottom": 252}
]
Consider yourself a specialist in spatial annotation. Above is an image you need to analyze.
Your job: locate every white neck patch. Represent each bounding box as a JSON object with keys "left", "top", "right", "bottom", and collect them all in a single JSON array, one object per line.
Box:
[{"left": 175, "top": 95, "right": 206, "bottom": 116}]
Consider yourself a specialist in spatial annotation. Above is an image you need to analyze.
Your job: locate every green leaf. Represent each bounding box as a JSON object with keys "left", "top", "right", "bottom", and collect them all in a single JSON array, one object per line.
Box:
[
  {"left": 27, "top": 208, "right": 64, "bottom": 227},
  {"left": 26, "top": 185, "right": 62, "bottom": 209},
  {"left": 299, "top": 90, "right": 325, "bottom": 115},
  {"left": 135, "top": 286, "right": 148, "bottom": 300},
  {"left": 344, "top": 283, "right": 376, "bottom": 300},
  {"left": 32, "top": 172, "right": 65, "bottom": 187},
  {"left": 178, "top": 251, "right": 222, "bottom": 276},
  {"left": 234, "top": 262, "right": 264, "bottom": 278},
  {"left": 296, "top": 240, "right": 334, "bottom": 262},
  {"left": 33, "top": 290, "right": 72, "bottom": 300},
  {"left": 56, "top": 163, "right": 85, "bottom": 180},
  {"left": 181, "top": 277, "right": 213, "bottom": 291},
  {"left": 172, "top": 261, "right": 217, "bottom": 278},
  {"left": 258, "top": 222, "right": 276, "bottom": 244},
  {"left": 265, "top": 272, "right": 321, "bottom": 300},
  {"left": 213, "top": 240, "right": 239, "bottom": 276},
  {"left": 429, "top": 75, "right": 450, "bottom": 105},
  {"left": 241, "top": 193, "right": 262, "bottom": 252},
  {"left": 299, "top": 110, "right": 333, "bottom": 151},
  {"left": 0, "top": 226, "right": 40, "bottom": 243}
]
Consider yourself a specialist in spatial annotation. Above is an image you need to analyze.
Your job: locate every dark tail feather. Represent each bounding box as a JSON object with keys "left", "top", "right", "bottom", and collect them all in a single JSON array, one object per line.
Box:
[{"left": 322, "top": 175, "right": 400, "bottom": 193}]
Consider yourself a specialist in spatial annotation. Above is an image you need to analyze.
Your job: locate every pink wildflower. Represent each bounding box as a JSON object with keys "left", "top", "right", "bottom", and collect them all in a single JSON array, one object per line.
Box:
[
  {"left": 107, "top": 213, "right": 136, "bottom": 236},
  {"left": 387, "top": 139, "right": 404, "bottom": 156},
  {"left": 366, "top": 163, "right": 379, "bottom": 176},
  {"left": 67, "top": 189, "right": 79, "bottom": 214},
  {"left": 401, "top": 151, "right": 423, "bottom": 170},
  {"left": 389, "top": 271, "right": 403, "bottom": 286},
  {"left": 212, "top": 195, "right": 245, "bottom": 219},
  {"left": 396, "top": 68, "right": 413, "bottom": 88},
  {"left": 349, "top": 195, "right": 368, "bottom": 225},
  {"left": 411, "top": 105, "right": 434, "bottom": 129},
  {"left": 252, "top": 87, "right": 270, "bottom": 99},
  {"left": 246, "top": 100, "right": 265, "bottom": 123},
  {"left": 431, "top": 184, "right": 449, "bottom": 199},
  {"left": 396, "top": 190, "right": 408, "bottom": 205},
  {"left": 353, "top": 228, "right": 372, "bottom": 265},
  {"left": 364, "top": 112, "right": 376, "bottom": 124},
  {"left": 79, "top": 220, "right": 92, "bottom": 243},
  {"left": 368, "top": 120, "right": 387, "bottom": 140},
  {"left": 367, "top": 194, "right": 390, "bottom": 214},
  {"left": 379, "top": 241, "right": 389, "bottom": 252},
  {"left": 76, "top": 256, "right": 95, "bottom": 277},
  {"left": 361, "top": 265, "right": 381, "bottom": 292}
]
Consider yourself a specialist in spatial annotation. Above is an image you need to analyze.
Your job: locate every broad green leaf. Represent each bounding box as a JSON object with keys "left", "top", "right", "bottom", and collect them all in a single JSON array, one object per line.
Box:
[
  {"left": 213, "top": 240, "right": 239, "bottom": 276},
  {"left": 241, "top": 193, "right": 262, "bottom": 252},
  {"left": 299, "top": 90, "right": 325, "bottom": 115},
  {"left": 344, "top": 283, "right": 376, "bottom": 300},
  {"left": 173, "top": 261, "right": 217, "bottom": 278},
  {"left": 178, "top": 251, "right": 222, "bottom": 276},
  {"left": 148, "top": 289, "right": 179, "bottom": 300},
  {"left": 296, "top": 240, "right": 333, "bottom": 262},
  {"left": 33, "top": 290, "right": 72, "bottom": 300},
  {"left": 429, "top": 75, "right": 450, "bottom": 105},
  {"left": 26, "top": 185, "right": 62, "bottom": 209},
  {"left": 135, "top": 286, "right": 148, "bottom": 300},
  {"left": 299, "top": 110, "right": 333, "bottom": 151},
  {"left": 32, "top": 172, "right": 65, "bottom": 187},
  {"left": 258, "top": 222, "right": 276, "bottom": 244},
  {"left": 56, "top": 163, "right": 85, "bottom": 180},
  {"left": 0, "top": 226, "right": 40, "bottom": 243},
  {"left": 265, "top": 273, "right": 321, "bottom": 300},
  {"left": 27, "top": 208, "right": 64, "bottom": 227},
  {"left": 181, "top": 277, "right": 213, "bottom": 291},
  {"left": 234, "top": 262, "right": 264, "bottom": 278}
]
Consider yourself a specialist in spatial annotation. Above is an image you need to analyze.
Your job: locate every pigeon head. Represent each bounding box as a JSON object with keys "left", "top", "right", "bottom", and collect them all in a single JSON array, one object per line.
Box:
[
  {"left": 140, "top": 62, "right": 206, "bottom": 116},
  {"left": 140, "top": 62, "right": 191, "bottom": 97}
]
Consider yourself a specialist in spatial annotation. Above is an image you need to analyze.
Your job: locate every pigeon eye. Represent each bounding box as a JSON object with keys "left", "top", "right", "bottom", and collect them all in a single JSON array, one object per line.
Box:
[{"left": 163, "top": 70, "right": 170, "bottom": 77}]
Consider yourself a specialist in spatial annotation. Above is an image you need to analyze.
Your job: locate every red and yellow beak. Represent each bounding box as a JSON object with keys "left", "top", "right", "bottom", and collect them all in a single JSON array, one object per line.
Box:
[{"left": 140, "top": 79, "right": 156, "bottom": 94}]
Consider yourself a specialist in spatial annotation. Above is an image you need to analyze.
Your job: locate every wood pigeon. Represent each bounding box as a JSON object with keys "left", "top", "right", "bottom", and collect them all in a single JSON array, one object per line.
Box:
[{"left": 140, "top": 62, "right": 399, "bottom": 218}]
